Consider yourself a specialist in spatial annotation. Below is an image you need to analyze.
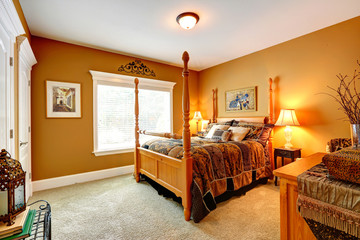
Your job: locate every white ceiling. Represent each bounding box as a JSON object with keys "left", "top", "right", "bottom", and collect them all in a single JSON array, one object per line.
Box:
[{"left": 19, "top": 0, "right": 360, "bottom": 71}]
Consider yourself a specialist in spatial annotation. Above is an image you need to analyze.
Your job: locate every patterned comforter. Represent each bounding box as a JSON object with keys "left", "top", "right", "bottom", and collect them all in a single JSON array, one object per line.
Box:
[{"left": 142, "top": 137, "right": 272, "bottom": 222}]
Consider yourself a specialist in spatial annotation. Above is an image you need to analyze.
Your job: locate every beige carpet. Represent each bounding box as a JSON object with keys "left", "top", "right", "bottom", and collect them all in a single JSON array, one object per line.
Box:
[{"left": 29, "top": 174, "right": 280, "bottom": 240}]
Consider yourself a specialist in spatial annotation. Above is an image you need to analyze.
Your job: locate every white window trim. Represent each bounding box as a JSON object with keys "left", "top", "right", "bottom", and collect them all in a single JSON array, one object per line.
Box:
[
  {"left": 90, "top": 70, "right": 176, "bottom": 156},
  {"left": 93, "top": 148, "right": 133, "bottom": 157}
]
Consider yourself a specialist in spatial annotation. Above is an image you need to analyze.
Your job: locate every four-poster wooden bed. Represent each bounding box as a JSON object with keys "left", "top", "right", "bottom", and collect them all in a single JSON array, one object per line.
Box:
[{"left": 134, "top": 51, "right": 274, "bottom": 222}]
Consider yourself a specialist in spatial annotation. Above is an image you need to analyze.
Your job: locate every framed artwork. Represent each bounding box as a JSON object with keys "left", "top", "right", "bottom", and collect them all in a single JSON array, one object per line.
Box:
[
  {"left": 46, "top": 80, "right": 82, "bottom": 118},
  {"left": 225, "top": 86, "right": 257, "bottom": 112}
]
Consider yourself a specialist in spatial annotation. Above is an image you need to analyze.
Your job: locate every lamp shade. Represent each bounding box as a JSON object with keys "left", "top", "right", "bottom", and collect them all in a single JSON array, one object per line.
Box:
[
  {"left": 193, "top": 111, "right": 203, "bottom": 121},
  {"left": 176, "top": 12, "right": 199, "bottom": 30},
  {"left": 275, "top": 109, "right": 300, "bottom": 126}
]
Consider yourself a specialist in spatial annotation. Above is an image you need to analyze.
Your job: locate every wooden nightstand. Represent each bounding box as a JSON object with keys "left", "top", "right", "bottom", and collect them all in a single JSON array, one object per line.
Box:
[{"left": 274, "top": 147, "right": 301, "bottom": 186}]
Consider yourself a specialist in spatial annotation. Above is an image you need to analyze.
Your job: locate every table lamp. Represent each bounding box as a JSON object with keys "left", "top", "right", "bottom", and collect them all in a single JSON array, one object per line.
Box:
[
  {"left": 193, "top": 111, "right": 203, "bottom": 134},
  {"left": 201, "top": 120, "right": 209, "bottom": 132},
  {"left": 275, "top": 109, "right": 300, "bottom": 149}
]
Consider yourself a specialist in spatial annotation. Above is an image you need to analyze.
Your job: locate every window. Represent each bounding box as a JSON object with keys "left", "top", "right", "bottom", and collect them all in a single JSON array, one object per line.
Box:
[{"left": 90, "top": 71, "right": 175, "bottom": 156}]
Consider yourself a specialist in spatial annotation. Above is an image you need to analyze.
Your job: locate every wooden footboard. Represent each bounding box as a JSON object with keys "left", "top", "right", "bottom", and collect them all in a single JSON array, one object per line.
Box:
[{"left": 138, "top": 148, "right": 184, "bottom": 198}]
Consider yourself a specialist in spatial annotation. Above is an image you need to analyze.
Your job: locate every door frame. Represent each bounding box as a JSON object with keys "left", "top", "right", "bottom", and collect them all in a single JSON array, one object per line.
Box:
[
  {"left": 18, "top": 38, "right": 36, "bottom": 199},
  {"left": 0, "top": 0, "right": 26, "bottom": 157}
]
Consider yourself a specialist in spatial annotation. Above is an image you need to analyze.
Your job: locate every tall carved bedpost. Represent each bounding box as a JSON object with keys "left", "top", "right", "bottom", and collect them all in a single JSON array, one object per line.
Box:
[
  {"left": 212, "top": 89, "right": 217, "bottom": 123},
  {"left": 215, "top": 88, "right": 218, "bottom": 122},
  {"left": 268, "top": 78, "right": 274, "bottom": 173},
  {"left": 134, "top": 78, "right": 140, "bottom": 182},
  {"left": 182, "top": 51, "right": 193, "bottom": 221}
]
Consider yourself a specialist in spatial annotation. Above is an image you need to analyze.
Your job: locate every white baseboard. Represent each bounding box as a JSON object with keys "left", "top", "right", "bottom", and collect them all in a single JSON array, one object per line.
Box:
[{"left": 32, "top": 165, "right": 134, "bottom": 192}]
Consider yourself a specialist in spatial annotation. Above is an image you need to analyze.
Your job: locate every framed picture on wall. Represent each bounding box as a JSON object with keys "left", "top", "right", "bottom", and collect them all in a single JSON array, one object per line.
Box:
[
  {"left": 46, "top": 80, "right": 82, "bottom": 118},
  {"left": 225, "top": 86, "right": 257, "bottom": 112}
]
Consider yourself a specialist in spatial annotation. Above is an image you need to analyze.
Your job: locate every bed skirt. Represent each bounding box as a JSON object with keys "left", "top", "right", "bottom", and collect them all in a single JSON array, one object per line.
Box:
[{"left": 141, "top": 173, "right": 268, "bottom": 222}]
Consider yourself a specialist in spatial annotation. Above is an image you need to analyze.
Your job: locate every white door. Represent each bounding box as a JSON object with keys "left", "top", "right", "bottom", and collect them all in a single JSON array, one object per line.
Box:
[
  {"left": 0, "top": 21, "right": 12, "bottom": 152},
  {"left": 19, "top": 50, "right": 32, "bottom": 200}
]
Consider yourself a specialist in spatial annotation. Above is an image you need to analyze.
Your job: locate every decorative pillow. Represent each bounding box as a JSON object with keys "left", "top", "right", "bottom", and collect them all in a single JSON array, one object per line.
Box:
[
  {"left": 205, "top": 123, "right": 218, "bottom": 135},
  {"left": 218, "top": 120, "right": 235, "bottom": 126},
  {"left": 237, "top": 123, "right": 263, "bottom": 139},
  {"left": 211, "top": 129, "right": 232, "bottom": 142},
  {"left": 231, "top": 120, "right": 240, "bottom": 126},
  {"left": 228, "top": 127, "right": 250, "bottom": 142},
  {"left": 326, "top": 138, "right": 352, "bottom": 153},
  {"left": 256, "top": 124, "right": 274, "bottom": 146},
  {"left": 221, "top": 130, "right": 232, "bottom": 142},
  {"left": 230, "top": 122, "right": 274, "bottom": 145},
  {"left": 233, "top": 122, "right": 260, "bottom": 135},
  {"left": 322, "top": 148, "right": 360, "bottom": 184},
  {"left": 206, "top": 125, "right": 230, "bottom": 138}
]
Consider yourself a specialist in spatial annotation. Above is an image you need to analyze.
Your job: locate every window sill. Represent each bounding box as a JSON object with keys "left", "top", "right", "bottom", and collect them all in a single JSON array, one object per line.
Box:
[{"left": 93, "top": 148, "right": 134, "bottom": 156}]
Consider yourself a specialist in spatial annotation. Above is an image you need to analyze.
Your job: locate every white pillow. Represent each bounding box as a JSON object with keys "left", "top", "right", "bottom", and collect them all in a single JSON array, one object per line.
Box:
[
  {"left": 228, "top": 127, "right": 250, "bottom": 141},
  {"left": 206, "top": 125, "right": 230, "bottom": 138}
]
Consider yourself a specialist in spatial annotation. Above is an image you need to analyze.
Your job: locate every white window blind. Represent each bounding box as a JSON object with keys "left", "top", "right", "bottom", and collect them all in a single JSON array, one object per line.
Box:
[
  {"left": 90, "top": 70, "right": 175, "bottom": 156},
  {"left": 138, "top": 89, "right": 171, "bottom": 144},
  {"left": 97, "top": 85, "right": 134, "bottom": 151}
]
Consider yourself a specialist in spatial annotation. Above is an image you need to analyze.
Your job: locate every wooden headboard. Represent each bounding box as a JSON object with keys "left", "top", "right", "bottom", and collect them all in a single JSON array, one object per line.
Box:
[{"left": 217, "top": 117, "right": 269, "bottom": 124}]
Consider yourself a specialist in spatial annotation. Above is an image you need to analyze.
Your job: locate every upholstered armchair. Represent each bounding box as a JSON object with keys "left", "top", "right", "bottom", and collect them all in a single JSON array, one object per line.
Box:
[{"left": 326, "top": 138, "right": 352, "bottom": 153}]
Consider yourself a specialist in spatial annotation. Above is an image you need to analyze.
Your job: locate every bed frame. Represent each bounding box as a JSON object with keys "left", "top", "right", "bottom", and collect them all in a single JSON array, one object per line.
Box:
[{"left": 134, "top": 51, "right": 274, "bottom": 221}]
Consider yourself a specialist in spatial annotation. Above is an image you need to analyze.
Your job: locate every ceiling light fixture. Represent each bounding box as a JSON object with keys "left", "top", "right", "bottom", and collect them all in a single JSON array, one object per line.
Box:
[{"left": 176, "top": 12, "right": 199, "bottom": 30}]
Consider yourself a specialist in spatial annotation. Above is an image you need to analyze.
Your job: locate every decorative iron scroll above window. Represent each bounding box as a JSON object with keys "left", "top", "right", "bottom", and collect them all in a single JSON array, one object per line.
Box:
[{"left": 118, "top": 60, "right": 156, "bottom": 77}]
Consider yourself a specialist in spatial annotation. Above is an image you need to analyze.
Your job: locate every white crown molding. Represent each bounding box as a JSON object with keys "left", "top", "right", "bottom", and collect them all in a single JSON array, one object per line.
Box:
[
  {"left": 89, "top": 70, "right": 176, "bottom": 90},
  {"left": 0, "top": 0, "right": 25, "bottom": 38},
  {"left": 19, "top": 38, "right": 37, "bottom": 68},
  {"left": 32, "top": 165, "right": 134, "bottom": 192}
]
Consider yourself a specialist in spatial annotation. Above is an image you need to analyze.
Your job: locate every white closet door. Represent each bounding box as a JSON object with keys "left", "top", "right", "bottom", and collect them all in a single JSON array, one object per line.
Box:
[{"left": 18, "top": 55, "right": 32, "bottom": 200}]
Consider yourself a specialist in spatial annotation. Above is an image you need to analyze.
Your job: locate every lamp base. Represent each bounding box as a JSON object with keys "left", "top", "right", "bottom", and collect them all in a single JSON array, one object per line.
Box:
[
  {"left": 284, "top": 142, "right": 293, "bottom": 149},
  {"left": 284, "top": 125, "right": 293, "bottom": 149}
]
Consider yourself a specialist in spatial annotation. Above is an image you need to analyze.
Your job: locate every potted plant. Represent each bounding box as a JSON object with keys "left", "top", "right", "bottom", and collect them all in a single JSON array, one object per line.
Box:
[{"left": 326, "top": 61, "right": 360, "bottom": 148}]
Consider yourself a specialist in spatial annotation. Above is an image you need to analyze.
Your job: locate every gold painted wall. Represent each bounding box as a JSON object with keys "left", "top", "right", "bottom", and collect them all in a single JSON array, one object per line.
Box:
[
  {"left": 31, "top": 36, "right": 199, "bottom": 181},
  {"left": 199, "top": 17, "right": 360, "bottom": 157}
]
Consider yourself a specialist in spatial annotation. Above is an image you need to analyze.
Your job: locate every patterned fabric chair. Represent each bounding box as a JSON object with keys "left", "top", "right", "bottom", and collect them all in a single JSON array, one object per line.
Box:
[{"left": 326, "top": 138, "right": 352, "bottom": 153}]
